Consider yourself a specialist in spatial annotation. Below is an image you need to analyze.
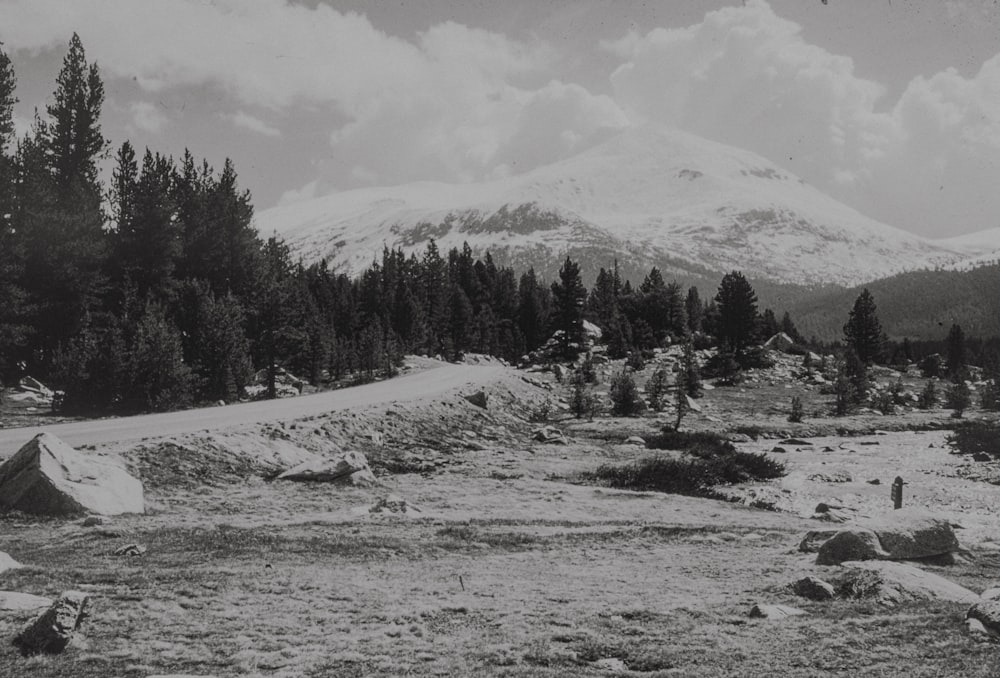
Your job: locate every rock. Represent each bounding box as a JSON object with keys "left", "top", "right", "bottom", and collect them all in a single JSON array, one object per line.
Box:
[
  {"left": 966, "top": 617, "right": 991, "bottom": 637},
  {"left": 808, "top": 471, "right": 853, "bottom": 483},
  {"left": 780, "top": 438, "right": 811, "bottom": 446},
  {"left": 749, "top": 603, "right": 806, "bottom": 620},
  {"left": 839, "top": 561, "right": 977, "bottom": 605},
  {"left": 792, "top": 576, "right": 835, "bottom": 601},
  {"left": 816, "top": 529, "right": 888, "bottom": 565},
  {"left": 113, "top": 543, "right": 147, "bottom": 557},
  {"left": 0, "top": 591, "right": 52, "bottom": 611},
  {"left": 370, "top": 494, "right": 421, "bottom": 515},
  {"left": 532, "top": 426, "right": 565, "bottom": 444},
  {"left": 685, "top": 395, "right": 702, "bottom": 412},
  {"left": 0, "top": 551, "right": 21, "bottom": 574},
  {"left": 980, "top": 588, "right": 1000, "bottom": 602},
  {"left": 863, "top": 511, "right": 960, "bottom": 560},
  {"left": 82, "top": 516, "right": 103, "bottom": 527},
  {"left": 969, "top": 600, "right": 1000, "bottom": 636},
  {"left": 592, "top": 657, "right": 628, "bottom": 672},
  {"left": 816, "top": 513, "right": 961, "bottom": 565},
  {"left": 728, "top": 433, "right": 753, "bottom": 443},
  {"left": 15, "top": 590, "right": 90, "bottom": 655},
  {"left": 463, "top": 391, "right": 488, "bottom": 409},
  {"left": 811, "top": 502, "right": 855, "bottom": 523},
  {"left": 0, "top": 433, "right": 144, "bottom": 516},
  {"left": 277, "top": 450, "right": 377, "bottom": 486},
  {"left": 624, "top": 436, "right": 646, "bottom": 446},
  {"left": 770, "top": 446, "right": 787, "bottom": 454},
  {"left": 799, "top": 530, "right": 838, "bottom": 553},
  {"left": 583, "top": 320, "right": 603, "bottom": 339},
  {"left": 867, "top": 479, "right": 881, "bottom": 485}
]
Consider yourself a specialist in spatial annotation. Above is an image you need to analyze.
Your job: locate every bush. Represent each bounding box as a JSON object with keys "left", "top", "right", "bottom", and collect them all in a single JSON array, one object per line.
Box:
[
  {"left": 584, "top": 448, "right": 785, "bottom": 498},
  {"left": 947, "top": 422, "right": 1000, "bottom": 459},
  {"left": 569, "top": 371, "right": 599, "bottom": 420},
  {"left": 579, "top": 353, "right": 597, "bottom": 384},
  {"left": 610, "top": 370, "right": 645, "bottom": 417},
  {"left": 918, "top": 379, "right": 937, "bottom": 409},
  {"left": 681, "top": 341, "right": 703, "bottom": 398},
  {"left": 647, "top": 429, "right": 734, "bottom": 455},
  {"left": 981, "top": 380, "right": 1000, "bottom": 411},
  {"left": 872, "top": 390, "right": 895, "bottom": 415},
  {"left": 646, "top": 367, "right": 670, "bottom": 412},
  {"left": 736, "top": 346, "right": 774, "bottom": 370},
  {"left": 788, "top": 395, "right": 804, "bottom": 423},
  {"left": 625, "top": 351, "right": 645, "bottom": 371},
  {"left": 946, "top": 380, "right": 972, "bottom": 418},
  {"left": 704, "top": 348, "right": 742, "bottom": 384},
  {"left": 920, "top": 354, "right": 942, "bottom": 378}
]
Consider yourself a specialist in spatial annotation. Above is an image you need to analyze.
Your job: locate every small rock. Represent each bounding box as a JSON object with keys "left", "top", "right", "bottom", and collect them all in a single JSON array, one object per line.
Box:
[
  {"left": 0, "top": 591, "right": 52, "bottom": 611},
  {"left": 15, "top": 591, "right": 90, "bottom": 655},
  {"left": 749, "top": 603, "right": 806, "bottom": 620},
  {"left": 82, "top": 516, "right": 103, "bottom": 527},
  {"left": 770, "top": 446, "right": 788, "bottom": 454},
  {"left": 792, "top": 576, "right": 835, "bottom": 601},
  {"left": 463, "top": 391, "right": 488, "bottom": 409},
  {"left": 113, "top": 543, "right": 147, "bottom": 557},
  {"left": 966, "top": 617, "right": 991, "bottom": 637},
  {"left": 370, "top": 494, "right": 421, "bottom": 515},
  {"left": 592, "top": 657, "right": 628, "bottom": 672},
  {"left": 980, "top": 588, "right": 1000, "bottom": 602},
  {"left": 808, "top": 472, "right": 853, "bottom": 483},
  {"left": 816, "top": 530, "right": 887, "bottom": 565},
  {"left": 780, "top": 438, "right": 811, "bottom": 446},
  {"left": 624, "top": 436, "right": 646, "bottom": 446},
  {"left": 867, "top": 479, "right": 881, "bottom": 485},
  {"left": 0, "top": 551, "right": 21, "bottom": 574},
  {"left": 799, "top": 530, "right": 838, "bottom": 553}
]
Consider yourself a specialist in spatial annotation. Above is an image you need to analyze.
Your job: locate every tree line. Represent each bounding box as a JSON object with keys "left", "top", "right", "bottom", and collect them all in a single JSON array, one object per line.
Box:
[{"left": 0, "top": 34, "right": 816, "bottom": 416}]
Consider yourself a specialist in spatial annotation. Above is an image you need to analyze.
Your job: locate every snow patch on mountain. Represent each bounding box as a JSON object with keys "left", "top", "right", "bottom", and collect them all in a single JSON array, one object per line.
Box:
[{"left": 257, "top": 125, "right": 990, "bottom": 286}]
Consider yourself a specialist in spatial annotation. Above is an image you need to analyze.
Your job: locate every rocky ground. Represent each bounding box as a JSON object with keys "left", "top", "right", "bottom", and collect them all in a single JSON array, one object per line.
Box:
[{"left": 2, "top": 350, "right": 1000, "bottom": 677}]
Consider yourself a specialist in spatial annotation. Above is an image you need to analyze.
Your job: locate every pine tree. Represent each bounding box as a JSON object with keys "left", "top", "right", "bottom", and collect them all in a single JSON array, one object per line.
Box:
[
  {"left": 715, "top": 271, "right": 758, "bottom": 353},
  {"left": 681, "top": 340, "right": 702, "bottom": 398},
  {"left": 0, "top": 46, "right": 27, "bottom": 380},
  {"left": 946, "top": 323, "right": 966, "bottom": 379},
  {"left": 759, "top": 308, "right": 780, "bottom": 339},
  {"left": 843, "top": 289, "right": 885, "bottom": 365},
  {"left": 685, "top": 286, "right": 702, "bottom": 334},
  {"left": 550, "top": 257, "right": 587, "bottom": 359},
  {"left": 186, "top": 288, "right": 253, "bottom": 402},
  {"left": 122, "top": 302, "right": 191, "bottom": 412}
]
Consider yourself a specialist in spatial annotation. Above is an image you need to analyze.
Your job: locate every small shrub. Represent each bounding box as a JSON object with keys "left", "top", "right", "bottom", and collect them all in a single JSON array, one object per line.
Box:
[
  {"left": 836, "top": 568, "right": 885, "bottom": 599},
  {"left": 625, "top": 351, "right": 645, "bottom": 371},
  {"left": 918, "top": 379, "right": 937, "bottom": 409},
  {"left": 872, "top": 390, "right": 895, "bottom": 415},
  {"left": 736, "top": 346, "right": 774, "bottom": 370},
  {"left": 946, "top": 380, "right": 972, "bottom": 418},
  {"left": 529, "top": 401, "right": 552, "bottom": 423},
  {"left": 920, "top": 354, "right": 942, "bottom": 378},
  {"left": 947, "top": 422, "right": 1000, "bottom": 459},
  {"left": 704, "top": 348, "right": 742, "bottom": 384},
  {"left": 569, "top": 373, "right": 599, "bottom": 420},
  {"left": 610, "top": 370, "right": 645, "bottom": 417},
  {"left": 579, "top": 353, "right": 598, "bottom": 384},
  {"left": 646, "top": 367, "right": 670, "bottom": 412},
  {"left": 647, "top": 429, "right": 734, "bottom": 454},
  {"left": 681, "top": 341, "right": 703, "bottom": 398},
  {"left": 980, "top": 380, "right": 1000, "bottom": 411},
  {"left": 890, "top": 378, "right": 908, "bottom": 406},
  {"left": 833, "top": 371, "right": 853, "bottom": 416},
  {"left": 788, "top": 395, "right": 804, "bottom": 423}
]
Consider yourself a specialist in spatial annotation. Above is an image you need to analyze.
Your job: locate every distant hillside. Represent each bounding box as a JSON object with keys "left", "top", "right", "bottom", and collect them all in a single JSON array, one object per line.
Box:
[{"left": 787, "top": 264, "right": 1000, "bottom": 342}]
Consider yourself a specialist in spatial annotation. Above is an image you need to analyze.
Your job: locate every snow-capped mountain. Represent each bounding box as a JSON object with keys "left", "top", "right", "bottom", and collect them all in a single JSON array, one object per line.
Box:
[{"left": 256, "top": 125, "right": 986, "bottom": 287}]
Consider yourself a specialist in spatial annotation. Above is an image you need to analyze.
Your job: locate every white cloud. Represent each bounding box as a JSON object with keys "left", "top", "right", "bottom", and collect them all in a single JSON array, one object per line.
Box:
[
  {"left": 607, "top": 0, "right": 1000, "bottom": 235},
  {"left": 278, "top": 180, "right": 318, "bottom": 206},
  {"left": 224, "top": 111, "right": 281, "bottom": 138},
  {"left": 129, "top": 101, "right": 168, "bottom": 133}
]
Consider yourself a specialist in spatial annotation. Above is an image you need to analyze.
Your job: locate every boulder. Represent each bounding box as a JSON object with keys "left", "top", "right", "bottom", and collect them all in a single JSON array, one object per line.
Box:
[
  {"left": 808, "top": 471, "right": 853, "bottom": 483},
  {"left": 814, "top": 513, "right": 961, "bottom": 565},
  {"left": 532, "top": 426, "right": 565, "bottom": 444},
  {"left": 839, "top": 561, "right": 977, "bottom": 605},
  {"left": 463, "top": 391, "right": 488, "bottom": 409},
  {"left": 749, "top": 603, "right": 806, "bottom": 620},
  {"left": 792, "top": 576, "right": 835, "bottom": 601},
  {"left": 0, "top": 591, "right": 52, "bottom": 612},
  {"left": 967, "top": 600, "right": 1000, "bottom": 635},
  {"left": 15, "top": 590, "right": 90, "bottom": 655},
  {"left": 277, "top": 450, "right": 377, "bottom": 486},
  {"left": 0, "top": 433, "right": 144, "bottom": 516},
  {"left": 780, "top": 438, "right": 811, "bottom": 446},
  {"left": 799, "top": 530, "right": 838, "bottom": 553},
  {"left": 624, "top": 436, "right": 646, "bottom": 446},
  {"left": 685, "top": 395, "right": 702, "bottom": 412},
  {"left": 763, "top": 333, "right": 796, "bottom": 352},
  {"left": 816, "top": 529, "right": 887, "bottom": 565},
  {"left": 862, "top": 512, "right": 960, "bottom": 560},
  {"left": 370, "top": 494, "right": 421, "bottom": 515},
  {"left": 0, "top": 551, "right": 21, "bottom": 574}
]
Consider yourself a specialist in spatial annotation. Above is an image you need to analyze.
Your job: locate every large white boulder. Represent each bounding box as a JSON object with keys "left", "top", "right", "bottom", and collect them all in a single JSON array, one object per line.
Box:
[
  {"left": 0, "top": 433, "right": 144, "bottom": 516},
  {"left": 814, "top": 511, "right": 960, "bottom": 565},
  {"left": 839, "top": 561, "right": 977, "bottom": 605}
]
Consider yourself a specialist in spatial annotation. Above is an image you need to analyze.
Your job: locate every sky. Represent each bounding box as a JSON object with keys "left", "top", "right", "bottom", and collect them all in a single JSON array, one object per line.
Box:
[{"left": 1, "top": 0, "right": 999, "bottom": 238}]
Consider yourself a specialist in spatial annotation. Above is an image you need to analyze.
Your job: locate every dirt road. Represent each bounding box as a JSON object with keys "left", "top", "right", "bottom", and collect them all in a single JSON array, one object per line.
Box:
[{"left": 0, "top": 362, "right": 505, "bottom": 458}]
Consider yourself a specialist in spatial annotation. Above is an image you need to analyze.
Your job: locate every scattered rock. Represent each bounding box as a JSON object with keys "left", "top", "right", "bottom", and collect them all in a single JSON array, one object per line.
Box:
[
  {"left": 839, "top": 561, "right": 977, "bottom": 605},
  {"left": 749, "top": 603, "right": 806, "bottom": 620},
  {"left": 113, "top": 543, "right": 147, "bottom": 557},
  {"left": 808, "top": 472, "right": 853, "bottom": 483},
  {"left": 799, "top": 530, "right": 838, "bottom": 553},
  {"left": 816, "top": 529, "right": 887, "bottom": 565},
  {"left": 15, "top": 591, "right": 90, "bottom": 655},
  {"left": 463, "top": 391, "right": 488, "bottom": 409},
  {"left": 0, "top": 591, "right": 52, "bottom": 611},
  {"left": 792, "top": 576, "right": 835, "bottom": 601},
  {"left": 0, "top": 433, "right": 145, "bottom": 516},
  {"left": 867, "top": 479, "right": 881, "bottom": 485},
  {"left": 0, "top": 551, "right": 21, "bottom": 574},
  {"left": 728, "top": 433, "right": 753, "bottom": 443},
  {"left": 770, "top": 446, "right": 787, "bottom": 454},
  {"left": 370, "top": 494, "right": 421, "bottom": 515},
  {"left": 532, "top": 426, "right": 566, "bottom": 444},
  {"left": 592, "top": 657, "right": 628, "bottom": 672},
  {"left": 969, "top": 600, "right": 1000, "bottom": 635},
  {"left": 780, "top": 438, "right": 811, "bottom": 446},
  {"left": 277, "top": 450, "right": 377, "bottom": 486},
  {"left": 82, "top": 516, "right": 103, "bottom": 527},
  {"left": 624, "top": 436, "right": 646, "bottom": 446}
]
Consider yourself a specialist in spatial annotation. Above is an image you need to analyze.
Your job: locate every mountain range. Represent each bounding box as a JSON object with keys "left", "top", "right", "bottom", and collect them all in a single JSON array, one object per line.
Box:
[{"left": 255, "top": 125, "right": 1000, "bottom": 289}]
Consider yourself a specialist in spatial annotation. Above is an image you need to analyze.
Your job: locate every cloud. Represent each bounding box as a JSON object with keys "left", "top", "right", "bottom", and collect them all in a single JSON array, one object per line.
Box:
[
  {"left": 607, "top": 0, "right": 1000, "bottom": 235},
  {"left": 129, "top": 101, "right": 168, "bottom": 133},
  {"left": 224, "top": 111, "right": 281, "bottom": 138},
  {"left": 278, "top": 180, "right": 318, "bottom": 206}
]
